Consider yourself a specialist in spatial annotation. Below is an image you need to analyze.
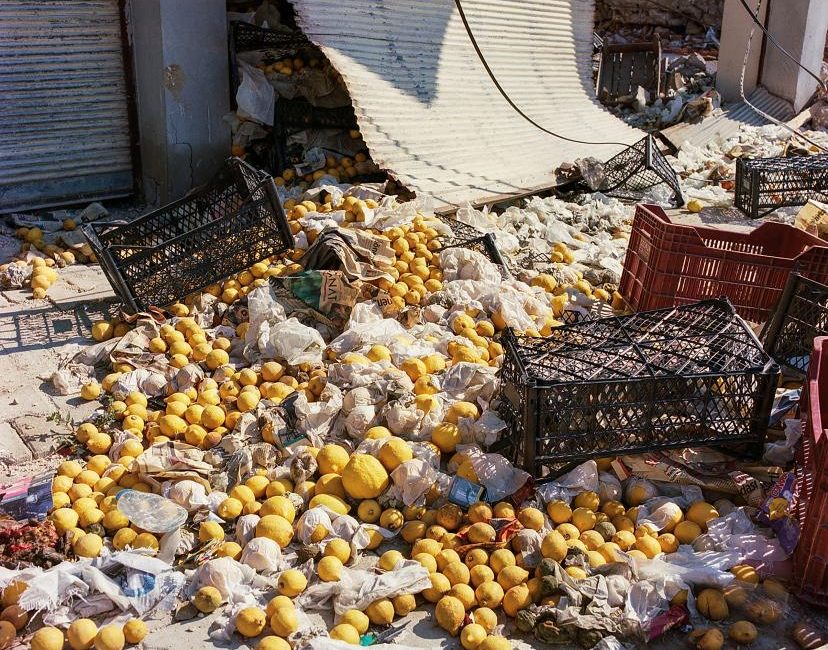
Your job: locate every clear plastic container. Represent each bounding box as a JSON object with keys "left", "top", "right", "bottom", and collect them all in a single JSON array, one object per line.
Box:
[{"left": 117, "top": 489, "right": 188, "bottom": 533}]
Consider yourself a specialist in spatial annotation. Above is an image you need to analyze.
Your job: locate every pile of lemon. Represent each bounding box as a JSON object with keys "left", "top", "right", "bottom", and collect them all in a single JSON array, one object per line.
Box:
[
  {"left": 0, "top": 586, "right": 148, "bottom": 650},
  {"left": 4, "top": 221, "right": 96, "bottom": 300}
]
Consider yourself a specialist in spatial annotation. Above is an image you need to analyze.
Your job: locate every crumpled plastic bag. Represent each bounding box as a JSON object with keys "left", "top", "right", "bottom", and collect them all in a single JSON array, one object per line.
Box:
[
  {"left": 296, "top": 560, "right": 430, "bottom": 616},
  {"left": 187, "top": 556, "right": 276, "bottom": 602},
  {"left": 252, "top": 317, "right": 326, "bottom": 366},
  {"left": 599, "top": 472, "right": 623, "bottom": 503},
  {"left": 390, "top": 459, "right": 437, "bottom": 506},
  {"left": 764, "top": 418, "right": 802, "bottom": 466},
  {"left": 294, "top": 383, "right": 342, "bottom": 442},
  {"left": 440, "top": 362, "right": 499, "bottom": 405},
  {"left": 237, "top": 61, "right": 275, "bottom": 125},
  {"left": 537, "top": 460, "right": 599, "bottom": 503},
  {"left": 236, "top": 514, "right": 261, "bottom": 547},
  {"left": 458, "top": 409, "right": 507, "bottom": 447},
  {"left": 240, "top": 537, "right": 283, "bottom": 573},
  {"left": 455, "top": 445, "right": 530, "bottom": 501},
  {"left": 438, "top": 247, "right": 502, "bottom": 285},
  {"left": 164, "top": 480, "right": 210, "bottom": 513},
  {"left": 296, "top": 506, "right": 336, "bottom": 545}
]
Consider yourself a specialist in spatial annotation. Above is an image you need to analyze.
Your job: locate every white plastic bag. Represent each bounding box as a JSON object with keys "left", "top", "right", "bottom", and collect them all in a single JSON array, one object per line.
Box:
[
  {"left": 236, "top": 61, "right": 275, "bottom": 126},
  {"left": 240, "top": 537, "right": 283, "bottom": 573}
]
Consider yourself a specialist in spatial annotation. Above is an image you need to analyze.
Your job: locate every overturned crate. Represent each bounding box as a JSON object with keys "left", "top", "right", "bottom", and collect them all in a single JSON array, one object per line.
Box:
[
  {"left": 83, "top": 158, "right": 293, "bottom": 313},
  {"left": 735, "top": 154, "right": 828, "bottom": 219},
  {"left": 568, "top": 136, "right": 683, "bottom": 208},
  {"left": 229, "top": 21, "right": 312, "bottom": 95},
  {"left": 497, "top": 299, "right": 779, "bottom": 479},
  {"left": 761, "top": 273, "right": 828, "bottom": 376},
  {"left": 274, "top": 98, "right": 358, "bottom": 174}
]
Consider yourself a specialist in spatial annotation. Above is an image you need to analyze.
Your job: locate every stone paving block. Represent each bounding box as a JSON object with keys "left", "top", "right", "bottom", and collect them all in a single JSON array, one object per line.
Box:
[
  {"left": 48, "top": 265, "right": 115, "bottom": 306},
  {"left": 11, "top": 415, "right": 70, "bottom": 459},
  {"left": 0, "top": 421, "right": 33, "bottom": 461},
  {"left": 0, "top": 384, "right": 57, "bottom": 422}
]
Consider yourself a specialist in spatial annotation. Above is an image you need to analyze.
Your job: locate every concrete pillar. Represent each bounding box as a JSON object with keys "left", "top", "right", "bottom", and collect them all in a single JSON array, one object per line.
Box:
[
  {"left": 761, "top": 0, "right": 828, "bottom": 112},
  {"left": 127, "top": 0, "right": 231, "bottom": 206},
  {"left": 716, "top": 0, "right": 769, "bottom": 103}
]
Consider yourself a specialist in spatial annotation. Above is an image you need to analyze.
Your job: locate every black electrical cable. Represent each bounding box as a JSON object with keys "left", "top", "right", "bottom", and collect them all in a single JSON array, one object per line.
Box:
[
  {"left": 452, "top": 0, "right": 630, "bottom": 148},
  {"left": 737, "top": 0, "right": 827, "bottom": 92}
]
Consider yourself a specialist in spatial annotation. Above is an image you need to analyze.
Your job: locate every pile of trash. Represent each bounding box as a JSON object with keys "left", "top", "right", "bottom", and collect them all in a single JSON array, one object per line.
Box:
[
  {"left": 606, "top": 53, "right": 721, "bottom": 131},
  {"left": 2, "top": 127, "right": 828, "bottom": 650}
]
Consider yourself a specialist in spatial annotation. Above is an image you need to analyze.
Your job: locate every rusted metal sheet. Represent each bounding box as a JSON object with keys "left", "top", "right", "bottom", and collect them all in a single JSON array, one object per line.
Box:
[
  {"left": 0, "top": 0, "right": 133, "bottom": 212},
  {"left": 290, "top": 0, "right": 641, "bottom": 208}
]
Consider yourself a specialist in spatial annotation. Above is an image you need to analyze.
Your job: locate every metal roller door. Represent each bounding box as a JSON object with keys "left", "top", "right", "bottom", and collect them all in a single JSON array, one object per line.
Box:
[{"left": 0, "top": 0, "right": 134, "bottom": 213}]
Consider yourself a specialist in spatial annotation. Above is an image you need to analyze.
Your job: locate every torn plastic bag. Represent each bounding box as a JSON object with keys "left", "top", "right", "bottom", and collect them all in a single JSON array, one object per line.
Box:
[
  {"left": 293, "top": 383, "right": 342, "bottom": 442},
  {"left": 537, "top": 461, "right": 600, "bottom": 504},
  {"left": 455, "top": 445, "right": 530, "bottom": 501},
  {"left": 299, "top": 637, "right": 423, "bottom": 650},
  {"left": 458, "top": 409, "right": 507, "bottom": 447},
  {"left": 187, "top": 556, "right": 276, "bottom": 602},
  {"left": 252, "top": 317, "right": 326, "bottom": 367},
  {"left": 296, "top": 560, "right": 430, "bottom": 616},
  {"left": 764, "top": 418, "right": 802, "bottom": 466},
  {"left": 237, "top": 61, "right": 275, "bottom": 125},
  {"left": 390, "top": 459, "right": 437, "bottom": 506},
  {"left": 327, "top": 306, "right": 406, "bottom": 356},
  {"left": 439, "top": 362, "right": 499, "bottom": 405},
  {"left": 633, "top": 553, "right": 735, "bottom": 589},
  {"left": 116, "top": 490, "right": 188, "bottom": 534}
]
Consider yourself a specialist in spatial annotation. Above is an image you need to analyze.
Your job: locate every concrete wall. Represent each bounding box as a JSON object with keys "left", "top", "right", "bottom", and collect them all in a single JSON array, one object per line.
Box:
[
  {"left": 717, "top": 0, "right": 769, "bottom": 102},
  {"left": 595, "top": 0, "right": 724, "bottom": 32},
  {"left": 762, "top": 0, "right": 828, "bottom": 112},
  {"left": 127, "top": 0, "right": 231, "bottom": 206}
]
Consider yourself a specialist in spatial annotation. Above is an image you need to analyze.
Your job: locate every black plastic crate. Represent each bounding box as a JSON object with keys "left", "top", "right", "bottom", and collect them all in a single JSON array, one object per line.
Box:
[
  {"left": 83, "top": 158, "right": 293, "bottom": 313},
  {"left": 497, "top": 298, "right": 779, "bottom": 478},
  {"left": 568, "top": 136, "right": 683, "bottom": 208},
  {"left": 761, "top": 272, "right": 828, "bottom": 376},
  {"left": 229, "top": 21, "right": 312, "bottom": 93},
  {"left": 735, "top": 155, "right": 828, "bottom": 219},
  {"left": 273, "top": 98, "right": 358, "bottom": 173}
]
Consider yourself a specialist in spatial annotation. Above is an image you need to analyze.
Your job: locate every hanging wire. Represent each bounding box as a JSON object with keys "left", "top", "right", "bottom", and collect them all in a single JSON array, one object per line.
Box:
[{"left": 452, "top": 0, "right": 630, "bottom": 148}]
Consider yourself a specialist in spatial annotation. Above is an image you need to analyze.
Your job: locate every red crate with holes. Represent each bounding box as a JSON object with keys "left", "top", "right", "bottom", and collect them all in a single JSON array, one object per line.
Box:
[
  {"left": 619, "top": 204, "right": 828, "bottom": 323},
  {"left": 793, "top": 336, "right": 828, "bottom": 606}
]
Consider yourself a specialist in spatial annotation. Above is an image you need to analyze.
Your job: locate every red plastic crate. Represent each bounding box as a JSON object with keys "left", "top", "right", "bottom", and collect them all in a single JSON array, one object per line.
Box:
[
  {"left": 619, "top": 204, "right": 828, "bottom": 323},
  {"left": 793, "top": 336, "right": 828, "bottom": 606}
]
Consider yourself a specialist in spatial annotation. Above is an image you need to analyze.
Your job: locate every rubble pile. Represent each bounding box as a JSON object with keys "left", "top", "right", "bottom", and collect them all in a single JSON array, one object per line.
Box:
[
  {"left": 671, "top": 125, "right": 828, "bottom": 209},
  {"left": 595, "top": 0, "right": 723, "bottom": 34}
]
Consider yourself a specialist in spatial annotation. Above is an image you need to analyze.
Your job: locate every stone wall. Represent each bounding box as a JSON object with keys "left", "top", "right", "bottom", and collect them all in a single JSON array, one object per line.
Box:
[{"left": 595, "top": 0, "right": 724, "bottom": 32}]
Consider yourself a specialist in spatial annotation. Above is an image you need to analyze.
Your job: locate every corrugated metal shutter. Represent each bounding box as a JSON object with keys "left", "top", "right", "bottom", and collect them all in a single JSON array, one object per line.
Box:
[
  {"left": 0, "top": 0, "right": 133, "bottom": 213},
  {"left": 290, "top": 0, "right": 641, "bottom": 208}
]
